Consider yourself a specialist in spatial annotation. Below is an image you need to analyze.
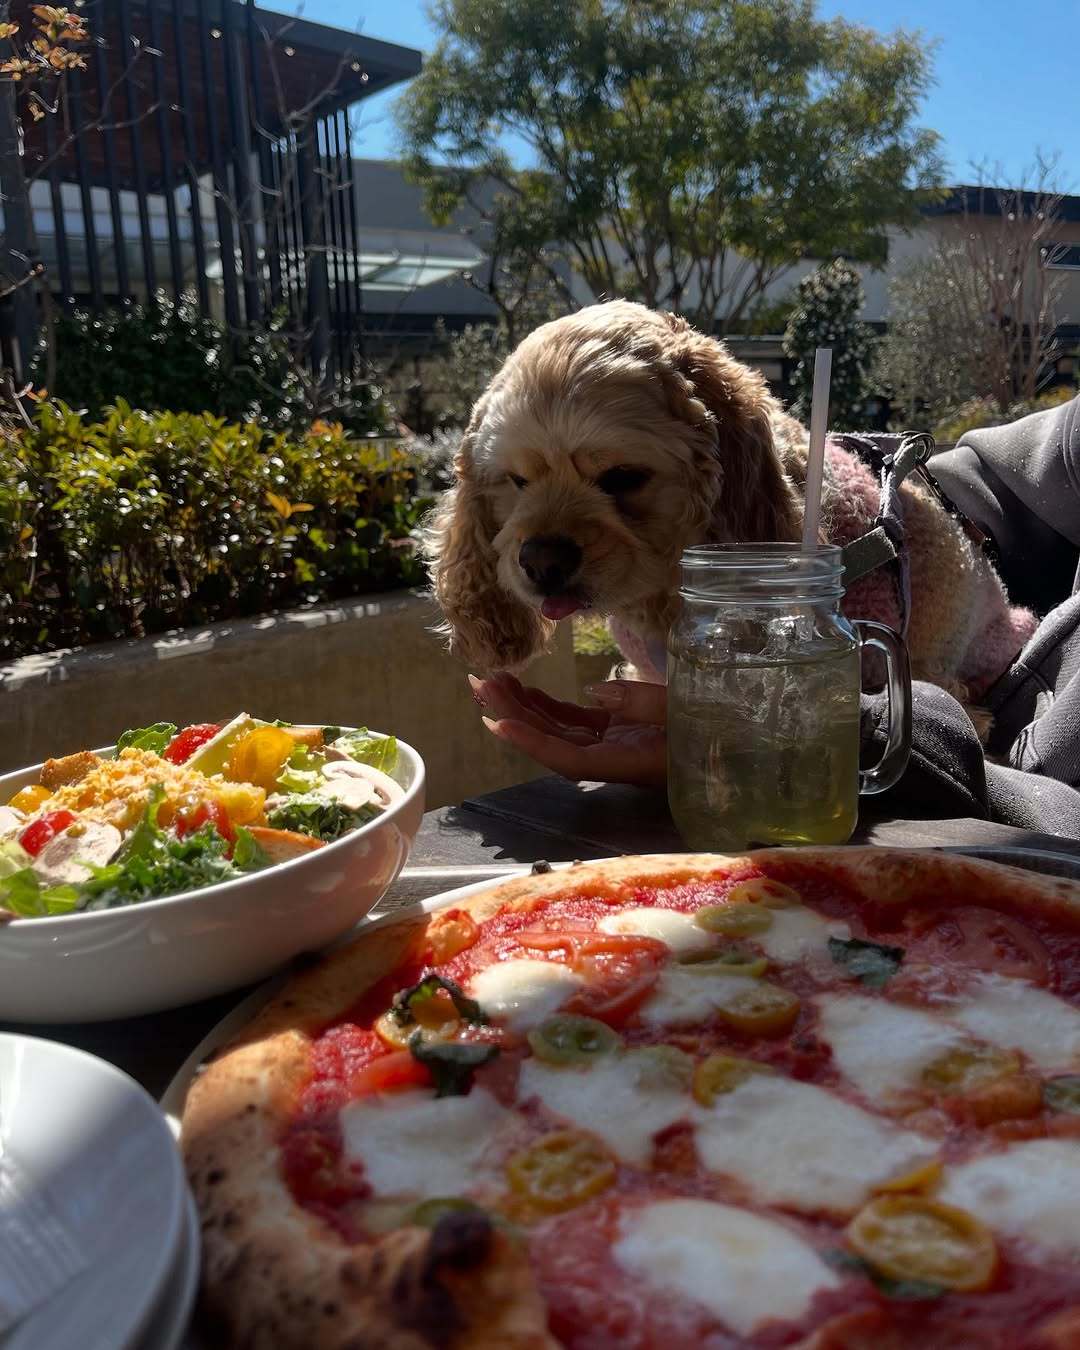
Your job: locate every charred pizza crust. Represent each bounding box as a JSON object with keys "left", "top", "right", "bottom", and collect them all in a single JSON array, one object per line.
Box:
[{"left": 181, "top": 849, "right": 1080, "bottom": 1349}]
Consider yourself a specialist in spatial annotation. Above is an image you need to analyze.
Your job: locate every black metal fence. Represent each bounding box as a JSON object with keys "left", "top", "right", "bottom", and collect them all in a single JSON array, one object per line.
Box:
[{"left": 3, "top": 0, "right": 418, "bottom": 382}]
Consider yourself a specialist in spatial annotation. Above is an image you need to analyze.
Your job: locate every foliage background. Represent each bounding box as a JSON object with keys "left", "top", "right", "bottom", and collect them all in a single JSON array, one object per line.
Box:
[
  {"left": 783, "top": 260, "right": 877, "bottom": 430},
  {"left": 0, "top": 404, "right": 430, "bottom": 659}
]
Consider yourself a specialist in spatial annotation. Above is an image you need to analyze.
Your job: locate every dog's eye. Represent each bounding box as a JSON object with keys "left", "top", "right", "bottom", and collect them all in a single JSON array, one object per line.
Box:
[
  {"left": 597, "top": 466, "right": 652, "bottom": 495},
  {"left": 508, "top": 473, "right": 528, "bottom": 489}
]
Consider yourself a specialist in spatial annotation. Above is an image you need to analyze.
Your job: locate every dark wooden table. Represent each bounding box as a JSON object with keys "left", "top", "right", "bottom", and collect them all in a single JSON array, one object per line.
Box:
[{"left": 6, "top": 776, "right": 1080, "bottom": 1100}]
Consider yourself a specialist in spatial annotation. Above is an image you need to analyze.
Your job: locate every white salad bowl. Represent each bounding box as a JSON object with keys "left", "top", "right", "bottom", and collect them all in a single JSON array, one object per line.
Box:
[{"left": 0, "top": 730, "right": 425, "bottom": 1023}]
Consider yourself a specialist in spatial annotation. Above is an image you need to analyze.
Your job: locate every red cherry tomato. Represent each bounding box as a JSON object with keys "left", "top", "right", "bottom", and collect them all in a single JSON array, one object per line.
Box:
[
  {"left": 518, "top": 930, "right": 668, "bottom": 1027},
  {"left": 19, "top": 809, "right": 77, "bottom": 857},
  {"left": 175, "top": 799, "right": 236, "bottom": 847},
  {"left": 348, "top": 1050, "right": 431, "bottom": 1096},
  {"left": 162, "top": 723, "right": 222, "bottom": 764}
]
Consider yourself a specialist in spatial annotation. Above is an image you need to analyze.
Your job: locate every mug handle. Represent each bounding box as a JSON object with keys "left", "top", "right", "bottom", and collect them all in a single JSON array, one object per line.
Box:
[{"left": 854, "top": 620, "right": 912, "bottom": 796}]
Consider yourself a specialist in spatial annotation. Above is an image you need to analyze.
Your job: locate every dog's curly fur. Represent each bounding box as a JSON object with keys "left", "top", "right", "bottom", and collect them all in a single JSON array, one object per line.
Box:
[{"left": 427, "top": 299, "right": 1034, "bottom": 702}]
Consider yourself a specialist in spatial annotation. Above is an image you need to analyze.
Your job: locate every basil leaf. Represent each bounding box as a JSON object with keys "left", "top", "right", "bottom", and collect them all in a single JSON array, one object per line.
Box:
[
  {"left": 875, "top": 1276, "right": 946, "bottom": 1301},
  {"left": 321, "top": 725, "right": 344, "bottom": 743},
  {"left": 821, "top": 1249, "right": 942, "bottom": 1301},
  {"left": 828, "top": 936, "right": 905, "bottom": 988},
  {"left": 116, "top": 723, "right": 177, "bottom": 756},
  {"left": 391, "top": 974, "right": 488, "bottom": 1027},
  {"left": 408, "top": 1197, "right": 486, "bottom": 1227},
  {"left": 408, "top": 1035, "right": 499, "bottom": 1098},
  {"left": 1043, "top": 1075, "right": 1080, "bottom": 1114}
]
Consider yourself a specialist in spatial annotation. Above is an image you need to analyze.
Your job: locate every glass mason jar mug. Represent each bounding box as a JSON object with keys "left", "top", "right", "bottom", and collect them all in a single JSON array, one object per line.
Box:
[{"left": 667, "top": 545, "right": 911, "bottom": 851}]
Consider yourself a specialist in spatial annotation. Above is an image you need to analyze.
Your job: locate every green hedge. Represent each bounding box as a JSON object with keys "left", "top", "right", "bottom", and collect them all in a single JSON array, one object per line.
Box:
[
  {"left": 41, "top": 296, "right": 397, "bottom": 436},
  {"left": 1, "top": 403, "right": 432, "bottom": 660}
]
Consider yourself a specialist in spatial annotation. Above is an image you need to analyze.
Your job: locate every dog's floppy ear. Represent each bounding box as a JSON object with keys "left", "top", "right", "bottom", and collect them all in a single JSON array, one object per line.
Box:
[
  {"left": 426, "top": 403, "right": 554, "bottom": 673},
  {"left": 659, "top": 315, "right": 802, "bottom": 543}
]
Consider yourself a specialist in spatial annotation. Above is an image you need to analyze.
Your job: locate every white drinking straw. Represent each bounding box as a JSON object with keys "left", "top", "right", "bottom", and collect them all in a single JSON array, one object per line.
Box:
[{"left": 801, "top": 346, "right": 832, "bottom": 550}]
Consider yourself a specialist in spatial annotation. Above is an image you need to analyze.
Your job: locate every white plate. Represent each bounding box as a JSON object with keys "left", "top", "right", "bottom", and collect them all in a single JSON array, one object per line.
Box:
[
  {"left": 137, "top": 1190, "right": 200, "bottom": 1350},
  {"left": 0, "top": 1034, "right": 187, "bottom": 1350}
]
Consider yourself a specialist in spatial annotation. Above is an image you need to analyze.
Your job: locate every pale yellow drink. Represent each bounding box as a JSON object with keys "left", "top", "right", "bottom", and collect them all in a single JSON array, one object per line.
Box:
[{"left": 667, "top": 645, "right": 861, "bottom": 851}]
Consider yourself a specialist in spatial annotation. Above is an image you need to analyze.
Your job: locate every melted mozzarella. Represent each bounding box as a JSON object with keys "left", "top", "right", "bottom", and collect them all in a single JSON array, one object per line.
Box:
[
  {"left": 693, "top": 1073, "right": 936, "bottom": 1215},
  {"left": 639, "top": 968, "right": 762, "bottom": 1027},
  {"left": 938, "top": 1141, "right": 1080, "bottom": 1258},
  {"left": 597, "top": 907, "right": 713, "bottom": 957},
  {"left": 816, "top": 993, "right": 969, "bottom": 1104},
  {"left": 467, "top": 959, "right": 583, "bottom": 1031},
  {"left": 950, "top": 974, "right": 1080, "bottom": 1072},
  {"left": 340, "top": 1088, "right": 515, "bottom": 1198},
  {"left": 754, "top": 905, "right": 850, "bottom": 968},
  {"left": 518, "top": 1054, "right": 693, "bottom": 1166},
  {"left": 613, "top": 1199, "right": 842, "bottom": 1337}
]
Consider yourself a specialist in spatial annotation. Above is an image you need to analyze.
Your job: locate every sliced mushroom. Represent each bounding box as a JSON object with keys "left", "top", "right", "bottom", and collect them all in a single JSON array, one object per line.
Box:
[
  {"left": 33, "top": 819, "right": 123, "bottom": 887},
  {"left": 321, "top": 760, "right": 404, "bottom": 811},
  {"left": 0, "top": 805, "right": 26, "bottom": 837},
  {"left": 316, "top": 761, "right": 381, "bottom": 812}
]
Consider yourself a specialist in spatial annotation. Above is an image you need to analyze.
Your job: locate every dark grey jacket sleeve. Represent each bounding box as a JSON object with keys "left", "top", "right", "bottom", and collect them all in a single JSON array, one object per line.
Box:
[{"left": 929, "top": 394, "right": 1080, "bottom": 615}]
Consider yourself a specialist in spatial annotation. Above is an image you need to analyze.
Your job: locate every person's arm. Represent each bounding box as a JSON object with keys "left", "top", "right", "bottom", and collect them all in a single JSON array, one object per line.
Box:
[{"left": 929, "top": 393, "right": 1080, "bottom": 613}]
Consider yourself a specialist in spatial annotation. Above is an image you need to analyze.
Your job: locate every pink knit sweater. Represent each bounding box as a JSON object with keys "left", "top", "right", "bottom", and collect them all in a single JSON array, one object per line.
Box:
[{"left": 613, "top": 439, "right": 1037, "bottom": 693}]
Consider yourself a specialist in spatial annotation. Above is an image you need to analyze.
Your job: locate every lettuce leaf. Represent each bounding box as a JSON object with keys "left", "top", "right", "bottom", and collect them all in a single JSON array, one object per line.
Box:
[
  {"left": 276, "top": 745, "right": 327, "bottom": 794},
  {"left": 0, "top": 838, "right": 32, "bottom": 879},
  {"left": 79, "top": 786, "right": 267, "bottom": 910},
  {"left": 332, "top": 729, "right": 398, "bottom": 774},
  {"left": 0, "top": 866, "right": 81, "bottom": 917},
  {"left": 265, "top": 793, "right": 375, "bottom": 841},
  {"left": 116, "top": 722, "right": 177, "bottom": 756}
]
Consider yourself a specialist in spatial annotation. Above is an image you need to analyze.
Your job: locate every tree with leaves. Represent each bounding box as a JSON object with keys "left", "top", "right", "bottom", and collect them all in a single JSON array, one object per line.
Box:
[
  {"left": 783, "top": 260, "right": 877, "bottom": 428},
  {"left": 398, "top": 0, "right": 942, "bottom": 334},
  {"left": 879, "top": 165, "right": 1070, "bottom": 425}
]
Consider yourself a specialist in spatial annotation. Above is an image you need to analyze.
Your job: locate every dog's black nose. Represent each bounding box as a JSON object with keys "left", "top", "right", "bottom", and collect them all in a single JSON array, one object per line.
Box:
[{"left": 519, "top": 535, "right": 582, "bottom": 594}]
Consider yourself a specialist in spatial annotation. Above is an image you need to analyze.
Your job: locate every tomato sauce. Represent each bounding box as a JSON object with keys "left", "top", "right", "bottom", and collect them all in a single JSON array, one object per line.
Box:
[{"left": 280, "top": 862, "right": 1080, "bottom": 1347}]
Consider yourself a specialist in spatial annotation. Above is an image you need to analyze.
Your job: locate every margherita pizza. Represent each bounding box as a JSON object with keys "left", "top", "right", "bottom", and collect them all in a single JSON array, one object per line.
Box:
[{"left": 181, "top": 849, "right": 1080, "bottom": 1350}]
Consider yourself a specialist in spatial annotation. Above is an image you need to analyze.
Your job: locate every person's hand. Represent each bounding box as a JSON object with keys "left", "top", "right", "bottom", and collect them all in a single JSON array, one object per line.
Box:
[{"left": 469, "top": 671, "right": 667, "bottom": 787}]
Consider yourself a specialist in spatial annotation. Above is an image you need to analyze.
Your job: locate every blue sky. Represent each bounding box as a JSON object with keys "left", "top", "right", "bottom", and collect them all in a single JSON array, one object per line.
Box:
[{"left": 298, "top": 0, "right": 1078, "bottom": 190}]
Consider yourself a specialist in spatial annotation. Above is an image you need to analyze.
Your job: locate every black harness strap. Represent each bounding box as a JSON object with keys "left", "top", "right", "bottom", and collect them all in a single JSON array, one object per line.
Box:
[
  {"left": 833, "top": 429, "right": 994, "bottom": 641},
  {"left": 833, "top": 431, "right": 935, "bottom": 640}
]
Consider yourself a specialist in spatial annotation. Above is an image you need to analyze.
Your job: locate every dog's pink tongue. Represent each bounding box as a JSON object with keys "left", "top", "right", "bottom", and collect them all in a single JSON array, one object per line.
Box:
[{"left": 541, "top": 595, "right": 584, "bottom": 621}]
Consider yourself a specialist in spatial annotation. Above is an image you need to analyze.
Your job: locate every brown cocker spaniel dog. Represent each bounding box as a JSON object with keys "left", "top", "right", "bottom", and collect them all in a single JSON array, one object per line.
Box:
[{"left": 428, "top": 300, "right": 1034, "bottom": 701}]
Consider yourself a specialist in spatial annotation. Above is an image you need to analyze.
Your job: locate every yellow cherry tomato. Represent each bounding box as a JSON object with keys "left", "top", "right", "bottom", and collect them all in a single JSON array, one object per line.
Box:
[
  {"left": 681, "top": 948, "right": 768, "bottom": 978},
  {"left": 921, "top": 1044, "right": 1021, "bottom": 1096},
  {"left": 717, "top": 982, "right": 801, "bottom": 1037},
  {"left": 626, "top": 1045, "right": 694, "bottom": 1091},
  {"left": 727, "top": 878, "right": 801, "bottom": 909},
  {"left": 224, "top": 727, "right": 294, "bottom": 792},
  {"left": 373, "top": 1009, "right": 460, "bottom": 1051},
  {"left": 506, "top": 1131, "right": 616, "bottom": 1213},
  {"left": 8, "top": 784, "right": 51, "bottom": 813},
  {"left": 874, "top": 1159, "right": 944, "bottom": 1195},
  {"left": 847, "top": 1195, "right": 998, "bottom": 1292},
  {"left": 211, "top": 780, "right": 266, "bottom": 826},
  {"left": 693, "top": 1054, "right": 775, "bottom": 1106},
  {"left": 695, "top": 901, "right": 774, "bottom": 937}
]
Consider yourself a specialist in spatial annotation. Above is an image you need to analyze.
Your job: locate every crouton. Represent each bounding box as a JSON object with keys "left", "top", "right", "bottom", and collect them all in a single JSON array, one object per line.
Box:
[{"left": 40, "top": 750, "right": 102, "bottom": 792}]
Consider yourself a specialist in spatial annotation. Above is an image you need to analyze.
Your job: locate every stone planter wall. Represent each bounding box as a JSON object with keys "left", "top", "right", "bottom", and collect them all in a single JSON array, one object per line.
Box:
[{"left": 0, "top": 591, "right": 578, "bottom": 810}]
